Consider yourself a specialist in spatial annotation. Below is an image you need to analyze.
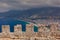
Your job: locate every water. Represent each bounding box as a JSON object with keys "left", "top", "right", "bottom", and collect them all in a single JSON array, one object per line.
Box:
[
  {"left": 0, "top": 18, "right": 38, "bottom": 32},
  {"left": 34, "top": 26, "right": 38, "bottom": 32}
]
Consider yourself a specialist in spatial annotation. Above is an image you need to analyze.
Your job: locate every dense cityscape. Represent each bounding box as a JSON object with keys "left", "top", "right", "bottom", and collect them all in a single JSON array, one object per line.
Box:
[{"left": 0, "top": 23, "right": 60, "bottom": 40}]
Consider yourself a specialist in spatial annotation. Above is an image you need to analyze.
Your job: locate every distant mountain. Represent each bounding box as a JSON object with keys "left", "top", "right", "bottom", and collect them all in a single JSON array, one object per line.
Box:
[{"left": 0, "top": 7, "right": 60, "bottom": 19}]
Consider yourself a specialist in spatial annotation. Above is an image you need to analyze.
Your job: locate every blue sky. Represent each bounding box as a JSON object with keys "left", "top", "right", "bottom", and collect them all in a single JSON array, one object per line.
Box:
[{"left": 0, "top": 0, "right": 60, "bottom": 12}]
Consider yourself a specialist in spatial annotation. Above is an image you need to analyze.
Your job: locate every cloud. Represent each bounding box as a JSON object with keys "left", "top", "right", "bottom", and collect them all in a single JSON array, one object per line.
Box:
[
  {"left": 0, "top": 2, "right": 11, "bottom": 12},
  {"left": 47, "top": 0, "right": 60, "bottom": 6},
  {"left": 0, "top": 0, "right": 60, "bottom": 12}
]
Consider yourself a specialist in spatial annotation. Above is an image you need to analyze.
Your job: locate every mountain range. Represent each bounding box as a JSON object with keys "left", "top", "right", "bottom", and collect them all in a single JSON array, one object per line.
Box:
[{"left": 0, "top": 7, "right": 60, "bottom": 20}]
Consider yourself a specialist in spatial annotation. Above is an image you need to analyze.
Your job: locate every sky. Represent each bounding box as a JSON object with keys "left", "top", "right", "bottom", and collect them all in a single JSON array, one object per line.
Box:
[{"left": 0, "top": 0, "right": 60, "bottom": 12}]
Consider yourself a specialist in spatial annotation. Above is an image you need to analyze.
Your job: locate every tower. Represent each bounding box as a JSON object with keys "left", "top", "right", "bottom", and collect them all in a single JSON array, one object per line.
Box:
[
  {"left": 2, "top": 25, "right": 10, "bottom": 33},
  {"left": 50, "top": 23, "right": 58, "bottom": 32},
  {"left": 50, "top": 23, "right": 58, "bottom": 38},
  {"left": 26, "top": 24, "right": 34, "bottom": 37},
  {"left": 2, "top": 25, "right": 10, "bottom": 38},
  {"left": 14, "top": 24, "right": 22, "bottom": 38}
]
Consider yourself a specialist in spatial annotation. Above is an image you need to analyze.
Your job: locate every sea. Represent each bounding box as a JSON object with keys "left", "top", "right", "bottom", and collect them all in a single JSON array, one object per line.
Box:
[{"left": 0, "top": 18, "right": 38, "bottom": 32}]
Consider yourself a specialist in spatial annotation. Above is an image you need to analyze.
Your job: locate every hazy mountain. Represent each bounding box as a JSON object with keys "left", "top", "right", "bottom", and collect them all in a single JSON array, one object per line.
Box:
[{"left": 0, "top": 7, "right": 60, "bottom": 19}]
